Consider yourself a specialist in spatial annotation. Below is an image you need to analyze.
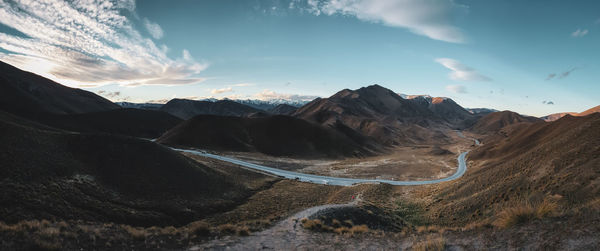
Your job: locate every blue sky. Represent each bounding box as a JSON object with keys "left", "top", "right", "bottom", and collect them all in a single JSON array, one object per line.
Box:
[{"left": 0, "top": 0, "right": 598, "bottom": 116}]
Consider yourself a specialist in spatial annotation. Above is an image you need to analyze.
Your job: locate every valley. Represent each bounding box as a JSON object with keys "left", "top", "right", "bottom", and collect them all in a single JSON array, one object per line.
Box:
[{"left": 0, "top": 60, "right": 598, "bottom": 250}]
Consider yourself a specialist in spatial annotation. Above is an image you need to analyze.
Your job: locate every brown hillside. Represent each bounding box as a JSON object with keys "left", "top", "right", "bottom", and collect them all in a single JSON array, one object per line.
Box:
[
  {"left": 293, "top": 85, "right": 454, "bottom": 146},
  {"left": 578, "top": 105, "right": 600, "bottom": 116},
  {"left": 158, "top": 115, "right": 374, "bottom": 158},
  {"left": 469, "top": 110, "right": 543, "bottom": 134},
  {"left": 424, "top": 113, "right": 600, "bottom": 226}
]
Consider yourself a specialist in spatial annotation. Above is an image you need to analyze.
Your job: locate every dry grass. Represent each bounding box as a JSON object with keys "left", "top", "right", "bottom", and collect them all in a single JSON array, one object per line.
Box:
[
  {"left": 412, "top": 235, "right": 445, "bottom": 251},
  {"left": 301, "top": 218, "right": 369, "bottom": 236},
  {"left": 122, "top": 225, "right": 146, "bottom": 240},
  {"left": 495, "top": 199, "right": 559, "bottom": 228},
  {"left": 187, "top": 221, "right": 211, "bottom": 236}
]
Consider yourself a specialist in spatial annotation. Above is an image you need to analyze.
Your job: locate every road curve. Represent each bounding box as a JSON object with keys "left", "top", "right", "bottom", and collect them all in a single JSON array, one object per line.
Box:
[{"left": 174, "top": 149, "right": 469, "bottom": 187}]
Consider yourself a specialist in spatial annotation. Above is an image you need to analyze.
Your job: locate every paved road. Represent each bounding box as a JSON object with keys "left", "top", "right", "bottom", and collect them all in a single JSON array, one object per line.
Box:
[
  {"left": 174, "top": 149, "right": 469, "bottom": 186},
  {"left": 173, "top": 131, "right": 479, "bottom": 186}
]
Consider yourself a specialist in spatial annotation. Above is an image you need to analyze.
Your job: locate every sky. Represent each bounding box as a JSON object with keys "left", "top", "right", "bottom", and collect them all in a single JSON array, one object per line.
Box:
[{"left": 0, "top": 0, "right": 598, "bottom": 116}]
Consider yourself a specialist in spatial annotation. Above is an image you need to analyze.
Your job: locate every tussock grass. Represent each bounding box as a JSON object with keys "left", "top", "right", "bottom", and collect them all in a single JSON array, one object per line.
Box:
[
  {"left": 412, "top": 235, "right": 445, "bottom": 251},
  {"left": 495, "top": 199, "right": 559, "bottom": 228},
  {"left": 187, "top": 221, "right": 211, "bottom": 236},
  {"left": 301, "top": 218, "right": 369, "bottom": 236}
]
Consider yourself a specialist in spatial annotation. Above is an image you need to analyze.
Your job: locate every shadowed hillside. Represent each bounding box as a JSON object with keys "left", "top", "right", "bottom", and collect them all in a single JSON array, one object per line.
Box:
[
  {"left": 0, "top": 61, "right": 118, "bottom": 117},
  {"left": 0, "top": 111, "right": 256, "bottom": 227},
  {"left": 35, "top": 108, "right": 182, "bottom": 138},
  {"left": 160, "top": 99, "right": 261, "bottom": 119},
  {"left": 157, "top": 115, "right": 374, "bottom": 158}
]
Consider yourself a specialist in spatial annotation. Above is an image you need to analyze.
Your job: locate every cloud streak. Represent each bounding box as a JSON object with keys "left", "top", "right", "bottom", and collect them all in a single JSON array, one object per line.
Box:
[
  {"left": 571, "top": 28, "right": 588, "bottom": 37},
  {"left": 546, "top": 67, "right": 579, "bottom": 80},
  {"left": 143, "top": 18, "right": 164, "bottom": 39},
  {"left": 435, "top": 58, "right": 491, "bottom": 81},
  {"left": 0, "top": 0, "right": 206, "bottom": 87},
  {"left": 445, "top": 84, "right": 467, "bottom": 93},
  {"left": 254, "top": 89, "right": 319, "bottom": 102},
  {"left": 301, "top": 0, "right": 467, "bottom": 43},
  {"left": 211, "top": 87, "right": 233, "bottom": 94}
]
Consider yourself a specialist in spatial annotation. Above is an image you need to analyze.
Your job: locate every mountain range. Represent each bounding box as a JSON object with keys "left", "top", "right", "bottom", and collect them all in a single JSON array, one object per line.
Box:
[{"left": 1, "top": 60, "right": 600, "bottom": 249}]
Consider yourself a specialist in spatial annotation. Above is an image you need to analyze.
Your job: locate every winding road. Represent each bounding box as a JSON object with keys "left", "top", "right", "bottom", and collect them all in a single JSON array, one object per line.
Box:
[{"left": 174, "top": 133, "right": 479, "bottom": 186}]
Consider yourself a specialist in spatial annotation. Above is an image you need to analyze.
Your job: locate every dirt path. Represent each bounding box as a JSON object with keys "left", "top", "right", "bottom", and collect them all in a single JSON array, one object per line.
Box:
[{"left": 187, "top": 195, "right": 395, "bottom": 250}]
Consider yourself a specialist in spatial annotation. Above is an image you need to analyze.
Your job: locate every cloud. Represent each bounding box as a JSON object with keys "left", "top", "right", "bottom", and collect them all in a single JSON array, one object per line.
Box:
[
  {"left": 97, "top": 90, "right": 121, "bottom": 98},
  {"left": 445, "top": 84, "right": 467, "bottom": 93},
  {"left": 546, "top": 67, "right": 579, "bottom": 80},
  {"left": 301, "top": 0, "right": 467, "bottom": 43},
  {"left": 254, "top": 89, "right": 319, "bottom": 102},
  {"left": 571, "top": 28, "right": 589, "bottom": 37},
  {"left": 542, "top": 100, "right": 554, "bottom": 105},
  {"left": 143, "top": 18, "right": 164, "bottom": 39},
  {"left": 211, "top": 87, "right": 234, "bottom": 94},
  {"left": 435, "top": 58, "right": 491, "bottom": 81},
  {"left": 230, "top": 83, "right": 255, "bottom": 87},
  {"left": 0, "top": 0, "right": 207, "bottom": 87}
]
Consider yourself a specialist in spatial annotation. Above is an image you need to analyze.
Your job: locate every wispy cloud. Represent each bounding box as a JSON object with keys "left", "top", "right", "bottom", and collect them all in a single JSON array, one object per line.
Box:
[
  {"left": 211, "top": 87, "right": 234, "bottom": 94},
  {"left": 542, "top": 100, "right": 554, "bottom": 105},
  {"left": 546, "top": 67, "right": 579, "bottom": 80},
  {"left": 0, "top": 0, "right": 206, "bottom": 87},
  {"left": 254, "top": 89, "right": 319, "bottom": 101},
  {"left": 299, "top": 0, "right": 467, "bottom": 43},
  {"left": 435, "top": 58, "right": 491, "bottom": 81},
  {"left": 143, "top": 18, "right": 164, "bottom": 39},
  {"left": 230, "top": 83, "right": 255, "bottom": 87},
  {"left": 445, "top": 84, "right": 467, "bottom": 93},
  {"left": 571, "top": 28, "right": 589, "bottom": 37},
  {"left": 97, "top": 90, "right": 121, "bottom": 98}
]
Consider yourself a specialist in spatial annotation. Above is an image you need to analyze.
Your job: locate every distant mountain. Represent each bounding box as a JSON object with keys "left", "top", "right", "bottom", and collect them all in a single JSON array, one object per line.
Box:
[
  {"left": 578, "top": 105, "right": 600, "bottom": 116},
  {"left": 159, "top": 99, "right": 262, "bottom": 119},
  {"left": 466, "top": 108, "right": 498, "bottom": 115},
  {"left": 470, "top": 111, "right": 543, "bottom": 134},
  {"left": 0, "top": 61, "right": 119, "bottom": 117},
  {"left": 542, "top": 105, "right": 600, "bottom": 121},
  {"left": 293, "top": 85, "right": 471, "bottom": 146},
  {"left": 234, "top": 99, "right": 308, "bottom": 111},
  {"left": 268, "top": 104, "right": 298, "bottom": 115},
  {"left": 157, "top": 115, "right": 373, "bottom": 158},
  {"left": 407, "top": 96, "right": 477, "bottom": 128},
  {"left": 116, "top": 102, "right": 163, "bottom": 110},
  {"left": 0, "top": 110, "right": 251, "bottom": 226}
]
